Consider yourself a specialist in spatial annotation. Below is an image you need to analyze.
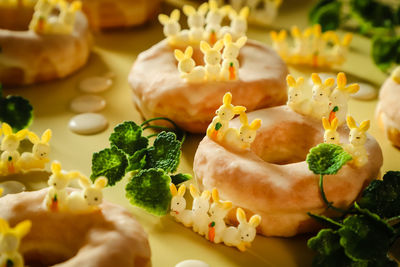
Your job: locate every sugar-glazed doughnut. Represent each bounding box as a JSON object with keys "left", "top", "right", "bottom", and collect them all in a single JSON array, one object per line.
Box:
[
  {"left": 0, "top": 0, "right": 91, "bottom": 86},
  {"left": 129, "top": 2, "right": 288, "bottom": 133},
  {"left": 193, "top": 74, "right": 383, "bottom": 237},
  {"left": 376, "top": 66, "right": 400, "bottom": 148}
]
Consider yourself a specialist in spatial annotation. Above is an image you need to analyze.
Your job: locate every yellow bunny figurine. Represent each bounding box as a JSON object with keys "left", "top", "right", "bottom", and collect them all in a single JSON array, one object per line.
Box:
[
  {"left": 286, "top": 74, "right": 312, "bottom": 115},
  {"left": 311, "top": 73, "right": 335, "bottom": 119},
  {"left": 174, "top": 46, "right": 206, "bottom": 83},
  {"left": 0, "top": 188, "right": 3, "bottom": 197},
  {"left": 0, "top": 218, "right": 32, "bottom": 267},
  {"left": 190, "top": 184, "right": 211, "bottom": 236},
  {"left": 270, "top": 30, "right": 289, "bottom": 61},
  {"left": 391, "top": 66, "right": 400, "bottom": 84},
  {"left": 183, "top": 2, "right": 209, "bottom": 43},
  {"left": 18, "top": 129, "right": 52, "bottom": 171},
  {"left": 221, "top": 33, "right": 247, "bottom": 81},
  {"left": 344, "top": 116, "right": 370, "bottom": 167},
  {"left": 208, "top": 188, "right": 232, "bottom": 243},
  {"left": 322, "top": 117, "right": 340, "bottom": 145},
  {"left": 170, "top": 184, "right": 193, "bottom": 227},
  {"left": 200, "top": 40, "right": 224, "bottom": 81},
  {"left": 158, "top": 9, "right": 183, "bottom": 45},
  {"left": 0, "top": 123, "right": 28, "bottom": 175}
]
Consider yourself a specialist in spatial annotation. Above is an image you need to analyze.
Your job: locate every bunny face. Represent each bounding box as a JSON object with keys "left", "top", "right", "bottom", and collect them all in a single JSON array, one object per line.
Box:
[
  {"left": 238, "top": 224, "right": 257, "bottom": 243},
  {"left": 171, "top": 195, "right": 186, "bottom": 214},
  {"left": 209, "top": 202, "right": 231, "bottom": 220},
  {"left": 164, "top": 22, "right": 181, "bottom": 37},
  {"left": 288, "top": 87, "right": 303, "bottom": 104},
  {"left": 1, "top": 136, "right": 19, "bottom": 151},
  {"left": 205, "top": 50, "right": 221, "bottom": 65},
  {"left": 324, "top": 130, "right": 340, "bottom": 144},
  {"left": 206, "top": 11, "right": 223, "bottom": 26},
  {"left": 48, "top": 172, "right": 69, "bottom": 190},
  {"left": 188, "top": 13, "right": 205, "bottom": 28},
  {"left": 33, "top": 143, "right": 50, "bottom": 160},
  {"left": 231, "top": 19, "right": 247, "bottom": 35},
  {"left": 239, "top": 126, "right": 257, "bottom": 144},
  {"left": 222, "top": 45, "right": 239, "bottom": 59},
  {"left": 0, "top": 233, "right": 19, "bottom": 252},
  {"left": 349, "top": 129, "right": 366, "bottom": 146},
  {"left": 83, "top": 187, "right": 103, "bottom": 206},
  {"left": 192, "top": 196, "right": 210, "bottom": 215},
  {"left": 216, "top": 105, "right": 236, "bottom": 121},
  {"left": 178, "top": 58, "right": 195, "bottom": 73}
]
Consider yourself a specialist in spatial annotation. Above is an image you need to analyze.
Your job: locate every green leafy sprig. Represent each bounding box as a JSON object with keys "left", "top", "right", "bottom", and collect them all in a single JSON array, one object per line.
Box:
[
  {"left": 306, "top": 143, "right": 400, "bottom": 266},
  {"left": 0, "top": 84, "right": 33, "bottom": 132},
  {"left": 91, "top": 119, "right": 190, "bottom": 216}
]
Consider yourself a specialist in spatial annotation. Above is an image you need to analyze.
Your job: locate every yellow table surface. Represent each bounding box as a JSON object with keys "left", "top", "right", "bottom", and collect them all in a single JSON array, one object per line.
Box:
[{"left": 3, "top": 0, "right": 400, "bottom": 266}]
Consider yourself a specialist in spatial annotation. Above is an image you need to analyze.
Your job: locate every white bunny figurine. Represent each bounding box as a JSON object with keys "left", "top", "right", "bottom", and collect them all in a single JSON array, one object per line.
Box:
[
  {"left": 391, "top": 66, "right": 400, "bottom": 84},
  {"left": 329, "top": 72, "right": 360, "bottom": 125},
  {"left": 222, "top": 207, "right": 261, "bottom": 251},
  {"left": 44, "top": 161, "right": 80, "bottom": 212},
  {"left": 286, "top": 75, "right": 312, "bottom": 115},
  {"left": 174, "top": 46, "right": 206, "bottom": 83},
  {"left": 190, "top": 184, "right": 211, "bottom": 236},
  {"left": 208, "top": 188, "right": 232, "bottom": 243},
  {"left": 290, "top": 26, "right": 313, "bottom": 64},
  {"left": 0, "top": 123, "right": 28, "bottom": 175},
  {"left": 310, "top": 73, "right": 335, "bottom": 119},
  {"left": 183, "top": 3, "right": 208, "bottom": 43},
  {"left": 270, "top": 30, "right": 289, "bottom": 61},
  {"left": 344, "top": 116, "right": 370, "bottom": 167},
  {"left": 158, "top": 9, "right": 183, "bottom": 45},
  {"left": 57, "top": 0, "right": 82, "bottom": 34},
  {"left": 331, "top": 33, "right": 353, "bottom": 66},
  {"left": 66, "top": 175, "right": 108, "bottom": 213},
  {"left": 207, "top": 92, "right": 246, "bottom": 141},
  {"left": 29, "top": 0, "right": 58, "bottom": 33},
  {"left": 200, "top": 39, "right": 224, "bottom": 81},
  {"left": 322, "top": 117, "right": 340, "bottom": 145},
  {"left": 205, "top": 0, "right": 229, "bottom": 44},
  {"left": 18, "top": 129, "right": 52, "bottom": 171},
  {"left": 170, "top": 184, "right": 193, "bottom": 227},
  {"left": 221, "top": 6, "right": 249, "bottom": 40},
  {"left": 0, "top": 219, "right": 31, "bottom": 267},
  {"left": 221, "top": 33, "right": 247, "bottom": 81}
]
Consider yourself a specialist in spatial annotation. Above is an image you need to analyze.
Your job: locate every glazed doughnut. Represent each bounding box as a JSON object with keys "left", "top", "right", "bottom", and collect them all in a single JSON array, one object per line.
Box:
[
  {"left": 129, "top": 39, "right": 288, "bottom": 133},
  {"left": 376, "top": 67, "right": 400, "bottom": 148},
  {"left": 0, "top": 2, "right": 91, "bottom": 86},
  {"left": 193, "top": 105, "right": 383, "bottom": 237},
  {"left": 0, "top": 188, "right": 151, "bottom": 266}
]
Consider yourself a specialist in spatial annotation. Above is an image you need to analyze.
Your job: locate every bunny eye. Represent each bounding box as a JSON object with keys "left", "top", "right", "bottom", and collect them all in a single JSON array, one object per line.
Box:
[
  {"left": 356, "top": 137, "right": 360, "bottom": 139},
  {"left": 320, "top": 93, "right": 323, "bottom": 96},
  {"left": 95, "top": 197, "right": 98, "bottom": 201},
  {"left": 84, "top": 195, "right": 87, "bottom": 199},
  {"left": 177, "top": 202, "right": 180, "bottom": 205},
  {"left": 295, "top": 94, "right": 298, "bottom": 96},
  {"left": 53, "top": 183, "right": 57, "bottom": 186},
  {"left": 331, "top": 137, "right": 335, "bottom": 140},
  {"left": 248, "top": 136, "right": 251, "bottom": 139},
  {"left": 246, "top": 234, "right": 249, "bottom": 237}
]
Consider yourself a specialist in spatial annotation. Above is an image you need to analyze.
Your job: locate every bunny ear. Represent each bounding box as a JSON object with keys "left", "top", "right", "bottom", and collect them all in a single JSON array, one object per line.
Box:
[
  {"left": 170, "top": 183, "right": 177, "bottom": 196},
  {"left": 41, "top": 129, "right": 52, "bottom": 143},
  {"left": 347, "top": 84, "right": 360, "bottom": 94},
  {"left": 1, "top": 123, "right": 12, "bottom": 136},
  {"left": 346, "top": 116, "right": 357, "bottom": 129},
  {"left": 213, "top": 39, "right": 224, "bottom": 51},
  {"left": 185, "top": 46, "right": 193, "bottom": 57},
  {"left": 303, "top": 27, "right": 313, "bottom": 38},
  {"left": 78, "top": 175, "right": 92, "bottom": 188},
  {"left": 337, "top": 72, "right": 347, "bottom": 88},
  {"left": 170, "top": 9, "right": 180, "bottom": 21},
  {"left": 278, "top": 30, "right": 287, "bottom": 41},
  {"left": 94, "top": 177, "right": 108, "bottom": 189},
  {"left": 201, "top": 190, "right": 211, "bottom": 200},
  {"left": 0, "top": 187, "right": 3, "bottom": 197},
  {"left": 359, "top": 120, "right": 370, "bottom": 132},
  {"left": 286, "top": 75, "right": 296, "bottom": 87},
  {"left": 223, "top": 33, "right": 232, "bottom": 44},
  {"left": 311, "top": 73, "right": 322, "bottom": 85},
  {"left": 14, "top": 220, "right": 32, "bottom": 238},
  {"left": 250, "top": 119, "right": 262, "bottom": 130},
  {"left": 239, "top": 6, "right": 249, "bottom": 18},
  {"left": 324, "top": 78, "right": 335, "bottom": 88},
  {"left": 0, "top": 217, "right": 9, "bottom": 233},
  {"left": 177, "top": 184, "right": 186, "bottom": 196},
  {"left": 233, "top": 106, "right": 246, "bottom": 114},
  {"left": 249, "top": 214, "right": 261, "bottom": 227},
  {"left": 391, "top": 66, "right": 400, "bottom": 83},
  {"left": 200, "top": 41, "right": 211, "bottom": 53},
  {"left": 27, "top": 131, "right": 40, "bottom": 144},
  {"left": 158, "top": 14, "right": 169, "bottom": 24},
  {"left": 189, "top": 184, "right": 199, "bottom": 198},
  {"left": 209, "top": 0, "right": 217, "bottom": 10},
  {"left": 322, "top": 117, "right": 330, "bottom": 130},
  {"left": 222, "top": 92, "right": 232, "bottom": 105},
  {"left": 296, "top": 77, "right": 305, "bottom": 87},
  {"left": 16, "top": 129, "right": 28, "bottom": 140},
  {"left": 290, "top": 26, "right": 301, "bottom": 38},
  {"left": 228, "top": 9, "right": 237, "bottom": 20},
  {"left": 270, "top": 31, "right": 278, "bottom": 41},
  {"left": 183, "top": 5, "right": 196, "bottom": 16},
  {"left": 222, "top": 201, "right": 232, "bottom": 210},
  {"left": 70, "top": 1, "right": 82, "bottom": 11},
  {"left": 198, "top": 2, "right": 209, "bottom": 14},
  {"left": 212, "top": 188, "right": 220, "bottom": 202},
  {"left": 331, "top": 118, "right": 339, "bottom": 130},
  {"left": 174, "top": 49, "right": 184, "bottom": 61},
  {"left": 220, "top": 5, "right": 232, "bottom": 16},
  {"left": 51, "top": 161, "right": 62, "bottom": 173},
  {"left": 313, "top": 24, "right": 322, "bottom": 36},
  {"left": 342, "top": 33, "right": 353, "bottom": 46},
  {"left": 235, "top": 36, "right": 247, "bottom": 48},
  {"left": 239, "top": 112, "right": 249, "bottom": 126},
  {"left": 236, "top": 207, "right": 247, "bottom": 224}
]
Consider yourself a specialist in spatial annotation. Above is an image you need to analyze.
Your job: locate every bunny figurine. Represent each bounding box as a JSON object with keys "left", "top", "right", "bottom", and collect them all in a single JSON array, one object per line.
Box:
[
  {"left": 322, "top": 117, "right": 340, "bottom": 145},
  {"left": 183, "top": 3, "right": 208, "bottom": 43},
  {"left": 190, "top": 184, "right": 211, "bottom": 236},
  {"left": 18, "top": 129, "right": 52, "bottom": 171},
  {"left": 221, "top": 6, "right": 249, "bottom": 40},
  {"left": 221, "top": 33, "right": 247, "bottom": 81},
  {"left": 270, "top": 30, "right": 289, "bottom": 61},
  {"left": 286, "top": 75, "right": 312, "bottom": 115},
  {"left": 205, "top": 0, "right": 229, "bottom": 44},
  {"left": 222, "top": 207, "right": 261, "bottom": 251},
  {"left": 290, "top": 26, "right": 313, "bottom": 64},
  {"left": 170, "top": 184, "right": 193, "bottom": 227},
  {"left": 174, "top": 46, "right": 206, "bottom": 83},
  {"left": 158, "top": 9, "right": 183, "bottom": 45},
  {"left": 329, "top": 72, "right": 360, "bottom": 125},
  {"left": 207, "top": 92, "right": 246, "bottom": 141},
  {"left": 344, "top": 116, "right": 370, "bottom": 167},
  {"left": 310, "top": 73, "right": 335, "bottom": 119},
  {"left": 391, "top": 66, "right": 400, "bottom": 84},
  {"left": 208, "top": 188, "right": 232, "bottom": 243},
  {"left": 200, "top": 39, "right": 224, "bottom": 81},
  {"left": 0, "top": 123, "right": 28, "bottom": 175},
  {"left": 29, "top": 0, "right": 58, "bottom": 33},
  {"left": 0, "top": 219, "right": 31, "bottom": 267}
]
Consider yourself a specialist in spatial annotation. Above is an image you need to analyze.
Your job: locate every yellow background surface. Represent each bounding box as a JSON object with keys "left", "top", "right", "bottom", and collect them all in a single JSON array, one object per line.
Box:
[{"left": 3, "top": 0, "right": 400, "bottom": 266}]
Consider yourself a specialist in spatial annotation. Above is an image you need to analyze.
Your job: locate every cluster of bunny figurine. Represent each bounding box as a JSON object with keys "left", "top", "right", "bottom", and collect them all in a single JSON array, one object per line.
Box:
[
  {"left": 174, "top": 33, "right": 246, "bottom": 82},
  {"left": 29, "top": 0, "right": 82, "bottom": 35},
  {"left": 170, "top": 184, "right": 261, "bottom": 251},
  {"left": 286, "top": 72, "right": 359, "bottom": 125},
  {"left": 270, "top": 25, "right": 353, "bottom": 67},
  {"left": 0, "top": 0, "right": 36, "bottom": 7},
  {"left": 0, "top": 123, "right": 52, "bottom": 176},
  {"left": 207, "top": 92, "right": 262, "bottom": 151},
  {"left": 44, "top": 161, "right": 108, "bottom": 213},
  {"left": 158, "top": 0, "right": 249, "bottom": 46}
]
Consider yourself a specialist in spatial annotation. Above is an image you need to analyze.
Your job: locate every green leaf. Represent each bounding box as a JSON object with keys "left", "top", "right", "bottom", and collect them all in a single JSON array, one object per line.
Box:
[
  {"left": 125, "top": 168, "right": 172, "bottom": 216},
  {"left": 0, "top": 94, "right": 33, "bottom": 132},
  {"left": 359, "top": 171, "right": 400, "bottom": 218},
  {"left": 145, "top": 131, "right": 181, "bottom": 173},
  {"left": 350, "top": 0, "right": 396, "bottom": 29},
  {"left": 371, "top": 36, "right": 399, "bottom": 72},
  {"left": 309, "top": 0, "right": 342, "bottom": 31},
  {"left": 306, "top": 143, "right": 352, "bottom": 175},
  {"left": 126, "top": 148, "right": 147, "bottom": 173},
  {"left": 109, "top": 121, "right": 148, "bottom": 155},
  {"left": 170, "top": 173, "right": 192, "bottom": 185},
  {"left": 90, "top": 147, "right": 128, "bottom": 186},
  {"left": 308, "top": 213, "right": 343, "bottom": 229}
]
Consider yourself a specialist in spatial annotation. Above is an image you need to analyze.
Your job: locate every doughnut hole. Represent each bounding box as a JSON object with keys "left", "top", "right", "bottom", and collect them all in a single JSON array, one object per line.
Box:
[
  {"left": 0, "top": 6, "right": 33, "bottom": 31},
  {"left": 251, "top": 122, "right": 322, "bottom": 164}
]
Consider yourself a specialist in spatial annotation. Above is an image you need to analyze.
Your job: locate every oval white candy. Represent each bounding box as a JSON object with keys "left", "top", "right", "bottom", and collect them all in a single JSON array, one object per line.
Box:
[
  {"left": 175, "top": 260, "right": 210, "bottom": 267},
  {"left": 0, "top": 181, "right": 26, "bottom": 196},
  {"left": 351, "top": 82, "right": 377, "bottom": 100},
  {"left": 69, "top": 113, "right": 108, "bottom": 135},
  {"left": 79, "top": 76, "right": 112, "bottom": 93},
  {"left": 70, "top": 95, "right": 106, "bottom": 113}
]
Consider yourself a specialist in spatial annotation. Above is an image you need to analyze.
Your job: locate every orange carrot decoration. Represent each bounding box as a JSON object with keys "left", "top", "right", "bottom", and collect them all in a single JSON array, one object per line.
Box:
[
  {"left": 208, "top": 221, "right": 216, "bottom": 242},
  {"left": 229, "top": 62, "right": 236, "bottom": 80},
  {"left": 210, "top": 30, "right": 217, "bottom": 45},
  {"left": 50, "top": 194, "right": 58, "bottom": 212},
  {"left": 329, "top": 106, "right": 339, "bottom": 123}
]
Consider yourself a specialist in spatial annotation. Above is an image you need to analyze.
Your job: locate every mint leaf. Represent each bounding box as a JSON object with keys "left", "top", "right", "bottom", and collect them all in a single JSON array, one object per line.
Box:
[
  {"left": 359, "top": 171, "right": 400, "bottom": 218},
  {"left": 308, "top": 213, "right": 343, "bottom": 229},
  {"left": 90, "top": 147, "right": 128, "bottom": 186},
  {"left": 306, "top": 143, "right": 352, "bottom": 175},
  {"left": 125, "top": 169, "right": 172, "bottom": 215},
  {"left": 309, "top": 1, "right": 342, "bottom": 31},
  {"left": 126, "top": 148, "right": 147, "bottom": 173},
  {"left": 109, "top": 121, "right": 148, "bottom": 155},
  {"left": 371, "top": 36, "right": 399, "bottom": 72},
  {"left": 145, "top": 131, "right": 181, "bottom": 173},
  {"left": 0, "top": 94, "right": 33, "bottom": 132},
  {"left": 170, "top": 173, "right": 192, "bottom": 185}
]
